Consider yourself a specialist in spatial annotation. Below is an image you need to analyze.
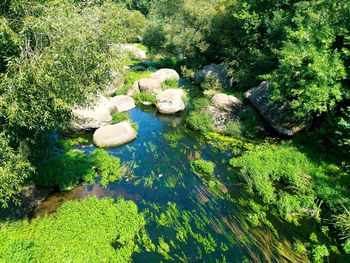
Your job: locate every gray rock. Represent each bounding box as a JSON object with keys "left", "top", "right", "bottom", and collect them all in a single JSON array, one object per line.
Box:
[
  {"left": 195, "top": 64, "right": 230, "bottom": 88},
  {"left": 244, "top": 81, "right": 309, "bottom": 136},
  {"left": 211, "top": 93, "right": 242, "bottom": 112},
  {"left": 72, "top": 96, "right": 112, "bottom": 131},
  {"left": 204, "top": 106, "right": 231, "bottom": 131},
  {"left": 151, "top": 68, "right": 180, "bottom": 83},
  {"left": 156, "top": 89, "right": 186, "bottom": 114},
  {"left": 126, "top": 81, "right": 140, "bottom": 97},
  {"left": 105, "top": 72, "right": 124, "bottom": 95},
  {"left": 111, "top": 44, "right": 147, "bottom": 60},
  {"left": 93, "top": 121, "right": 137, "bottom": 148},
  {"left": 109, "top": 95, "right": 135, "bottom": 112},
  {"left": 139, "top": 78, "right": 163, "bottom": 94}
]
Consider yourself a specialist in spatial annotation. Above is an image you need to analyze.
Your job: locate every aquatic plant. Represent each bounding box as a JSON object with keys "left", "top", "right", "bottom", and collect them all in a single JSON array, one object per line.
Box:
[
  {"left": 0, "top": 197, "right": 153, "bottom": 262},
  {"left": 190, "top": 159, "right": 215, "bottom": 177},
  {"left": 230, "top": 143, "right": 319, "bottom": 223}
]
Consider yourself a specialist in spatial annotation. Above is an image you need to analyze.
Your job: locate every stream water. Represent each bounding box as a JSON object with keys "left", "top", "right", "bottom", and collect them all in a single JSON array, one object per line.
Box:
[{"left": 34, "top": 106, "right": 335, "bottom": 262}]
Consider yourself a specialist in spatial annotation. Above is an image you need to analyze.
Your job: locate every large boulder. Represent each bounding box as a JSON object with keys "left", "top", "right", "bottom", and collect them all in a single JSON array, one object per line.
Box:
[
  {"left": 139, "top": 78, "right": 163, "bottom": 94},
  {"left": 72, "top": 96, "right": 112, "bottom": 131},
  {"left": 93, "top": 121, "right": 137, "bottom": 148},
  {"left": 195, "top": 64, "right": 231, "bottom": 88},
  {"left": 156, "top": 89, "right": 186, "bottom": 114},
  {"left": 211, "top": 93, "right": 242, "bottom": 112},
  {"left": 151, "top": 68, "right": 180, "bottom": 83},
  {"left": 109, "top": 95, "right": 135, "bottom": 112},
  {"left": 111, "top": 44, "right": 146, "bottom": 60},
  {"left": 244, "top": 81, "right": 309, "bottom": 136}
]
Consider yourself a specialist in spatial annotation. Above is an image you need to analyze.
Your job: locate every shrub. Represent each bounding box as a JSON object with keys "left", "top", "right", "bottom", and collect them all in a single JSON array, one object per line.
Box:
[
  {"left": 224, "top": 120, "right": 242, "bottom": 138},
  {"left": 0, "top": 197, "right": 152, "bottom": 262},
  {"left": 190, "top": 159, "right": 215, "bottom": 177},
  {"left": 333, "top": 207, "right": 350, "bottom": 254},
  {"left": 311, "top": 245, "right": 329, "bottom": 263}
]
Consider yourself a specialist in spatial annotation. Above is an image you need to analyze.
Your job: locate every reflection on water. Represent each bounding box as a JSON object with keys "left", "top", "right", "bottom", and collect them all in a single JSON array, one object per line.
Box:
[{"left": 36, "top": 106, "right": 309, "bottom": 262}]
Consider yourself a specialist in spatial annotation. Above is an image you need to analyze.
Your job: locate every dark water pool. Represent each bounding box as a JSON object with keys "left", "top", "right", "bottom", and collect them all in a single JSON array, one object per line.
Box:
[{"left": 35, "top": 106, "right": 334, "bottom": 262}]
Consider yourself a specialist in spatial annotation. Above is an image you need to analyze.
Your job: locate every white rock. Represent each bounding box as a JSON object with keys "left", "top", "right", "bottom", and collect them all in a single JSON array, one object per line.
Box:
[
  {"left": 109, "top": 95, "right": 135, "bottom": 112},
  {"left": 126, "top": 81, "right": 140, "bottom": 97},
  {"left": 72, "top": 96, "right": 112, "bottom": 131},
  {"left": 112, "top": 44, "right": 147, "bottom": 60},
  {"left": 93, "top": 121, "right": 137, "bottom": 148},
  {"left": 151, "top": 68, "right": 180, "bottom": 83},
  {"left": 211, "top": 93, "right": 242, "bottom": 112},
  {"left": 139, "top": 78, "right": 163, "bottom": 94},
  {"left": 156, "top": 89, "right": 186, "bottom": 114}
]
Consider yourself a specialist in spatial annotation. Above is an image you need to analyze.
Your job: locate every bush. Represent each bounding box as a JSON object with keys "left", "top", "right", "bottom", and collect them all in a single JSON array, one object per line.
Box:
[
  {"left": 162, "top": 79, "right": 179, "bottom": 89},
  {"left": 333, "top": 207, "right": 350, "bottom": 254},
  {"left": 190, "top": 159, "right": 215, "bottom": 177},
  {"left": 0, "top": 197, "right": 152, "bottom": 262}
]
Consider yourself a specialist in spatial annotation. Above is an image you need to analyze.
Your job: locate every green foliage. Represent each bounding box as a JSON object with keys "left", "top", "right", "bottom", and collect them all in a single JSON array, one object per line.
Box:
[
  {"left": 190, "top": 159, "right": 215, "bottom": 177},
  {"left": 230, "top": 143, "right": 318, "bottom": 223},
  {"left": 162, "top": 79, "right": 179, "bottom": 89},
  {"left": 0, "top": 132, "right": 33, "bottom": 208},
  {"left": 117, "top": 69, "right": 153, "bottom": 96},
  {"left": 311, "top": 245, "right": 329, "bottom": 263},
  {"left": 112, "top": 112, "right": 129, "bottom": 124},
  {"left": 35, "top": 149, "right": 123, "bottom": 191},
  {"left": 186, "top": 98, "right": 215, "bottom": 133},
  {"left": 333, "top": 207, "right": 350, "bottom": 253},
  {"left": 133, "top": 91, "right": 156, "bottom": 104},
  {"left": 0, "top": 197, "right": 150, "bottom": 262}
]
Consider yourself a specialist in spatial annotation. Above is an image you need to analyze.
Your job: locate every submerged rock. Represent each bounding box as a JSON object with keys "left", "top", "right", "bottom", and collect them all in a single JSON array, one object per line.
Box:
[
  {"left": 109, "top": 95, "right": 135, "bottom": 112},
  {"left": 93, "top": 121, "right": 137, "bottom": 148},
  {"left": 72, "top": 96, "right": 112, "bottom": 131},
  {"left": 211, "top": 93, "right": 242, "bottom": 112},
  {"left": 195, "top": 63, "right": 231, "bottom": 88},
  {"left": 156, "top": 89, "right": 186, "bottom": 114},
  {"left": 139, "top": 78, "right": 163, "bottom": 94},
  {"left": 151, "top": 68, "right": 180, "bottom": 83},
  {"left": 244, "top": 81, "right": 309, "bottom": 136},
  {"left": 111, "top": 44, "right": 146, "bottom": 60}
]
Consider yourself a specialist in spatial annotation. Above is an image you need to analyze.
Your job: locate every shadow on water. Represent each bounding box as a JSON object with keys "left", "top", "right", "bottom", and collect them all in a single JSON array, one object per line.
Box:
[{"left": 8, "top": 106, "right": 316, "bottom": 262}]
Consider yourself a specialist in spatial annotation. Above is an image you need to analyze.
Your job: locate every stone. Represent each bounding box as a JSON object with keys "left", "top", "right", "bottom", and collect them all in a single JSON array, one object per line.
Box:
[
  {"left": 131, "top": 65, "right": 146, "bottom": 71},
  {"left": 93, "top": 121, "right": 137, "bottom": 148},
  {"left": 195, "top": 63, "right": 230, "bottom": 88},
  {"left": 244, "top": 81, "right": 310, "bottom": 136},
  {"left": 204, "top": 106, "right": 231, "bottom": 131},
  {"left": 105, "top": 72, "right": 124, "bottom": 95},
  {"left": 139, "top": 78, "right": 163, "bottom": 94},
  {"left": 72, "top": 96, "right": 112, "bottom": 131},
  {"left": 109, "top": 95, "right": 135, "bottom": 112},
  {"left": 211, "top": 93, "right": 242, "bottom": 112},
  {"left": 151, "top": 68, "right": 180, "bottom": 83},
  {"left": 156, "top": 89, "right": 186, "bottom": 114},
  {"left": 126, "top": 81, "right": 140, "bottom": 97},
  {"left": 111, "top": 44, "right": 147, "bottom": 60}
]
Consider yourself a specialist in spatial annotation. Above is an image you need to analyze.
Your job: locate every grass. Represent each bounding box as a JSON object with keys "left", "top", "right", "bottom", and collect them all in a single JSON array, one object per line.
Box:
[
  {"left": 115, "top": 69, "right": 154, "bottom": 96},
  {"left": 162, "top": 79, "right": 179, "bottom": 89},
  {"left": 112, "top": 112, "right": 130, "bottom": 124}
]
